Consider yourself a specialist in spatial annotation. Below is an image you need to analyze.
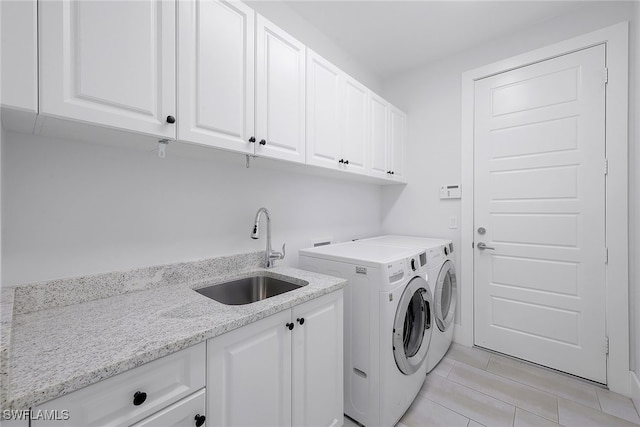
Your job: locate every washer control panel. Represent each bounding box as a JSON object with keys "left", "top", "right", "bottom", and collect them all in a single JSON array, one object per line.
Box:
[{"left": 387, "top": 252, "right": 427, "bottom": 283}]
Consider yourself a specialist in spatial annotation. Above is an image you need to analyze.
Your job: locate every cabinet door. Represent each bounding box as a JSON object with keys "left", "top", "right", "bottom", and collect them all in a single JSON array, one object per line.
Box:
[
  {"left": 306, "top": 49, "right": 342, "bottom": 170},
  {"left": 1, "top": 0, "right": 37, "bottom": 113},
  {"left": 342, "top": 76, "right": 369, "bottom": 176},
  {"left": 292, "top": 290, "right": 344, "bottom": 427},
  {"left": 178, "top": 0, "right": 254, "bottom": 153},
  {"left": 255, "top": 15, "right": 305, "bottom": 163},
  {"left": 389, "top": 106, "right": 406, "bottom": 181},
  {"left": 208, "top": 310, "right": 292, "bottom": 427},
  {"left": 39, "top": 0, "right": 176, "bottom": 138},
  {"left": 369, "top": 93, "right": 390, "bottom": 179},
  {"left": 132, "top": 389, "right": 206, "bottom": 427}
]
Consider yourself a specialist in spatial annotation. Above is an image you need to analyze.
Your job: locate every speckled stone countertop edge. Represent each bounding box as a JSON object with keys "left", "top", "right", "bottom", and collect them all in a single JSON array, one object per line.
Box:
[{"left": 2, "top": 265, "right": 346, "bottom": 410}]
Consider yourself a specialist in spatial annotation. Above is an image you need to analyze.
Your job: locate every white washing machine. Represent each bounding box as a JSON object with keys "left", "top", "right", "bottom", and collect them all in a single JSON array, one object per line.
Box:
[
  {"left": 361, "top": 236, "right": 457, "bottom": 373},
  {"left": 299, "top": 241, "right": 433, "bottom": 427}
]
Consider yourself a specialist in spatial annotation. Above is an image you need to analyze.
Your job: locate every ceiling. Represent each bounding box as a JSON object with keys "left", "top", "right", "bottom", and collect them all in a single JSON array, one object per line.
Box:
[{"left": 283, "top": 1, "right": 591, "bottom": 79}]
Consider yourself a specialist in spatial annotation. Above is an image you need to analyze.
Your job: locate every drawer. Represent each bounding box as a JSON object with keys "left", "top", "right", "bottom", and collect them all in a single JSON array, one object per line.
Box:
[
  {"left": 132, "top": 389, "right": 206, "bottom": 427},
  {"left": 32, "top": 342, "right": 205, "bottom": 427}
]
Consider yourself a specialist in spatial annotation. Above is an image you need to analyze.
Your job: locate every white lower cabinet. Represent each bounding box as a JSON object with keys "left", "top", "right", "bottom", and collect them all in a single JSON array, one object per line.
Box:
[
  {"left": 207, "top": 290, "right": 344, "bottom": 427},
  {"left": 32, "top": 343, "right": 205, "bottom": 427}
]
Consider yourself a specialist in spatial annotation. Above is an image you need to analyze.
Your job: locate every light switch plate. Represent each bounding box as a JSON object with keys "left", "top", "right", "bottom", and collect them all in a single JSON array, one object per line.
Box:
[{"left": 449, "top": 216, "right": 458, "bottom": 229}]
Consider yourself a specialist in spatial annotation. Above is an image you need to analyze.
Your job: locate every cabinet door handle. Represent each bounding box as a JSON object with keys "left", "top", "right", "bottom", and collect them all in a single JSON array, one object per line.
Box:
[
  {"left": 259, "top": 139, "right": 266, "bottom": 145},
  {"left": 195, "top": 414, "right": 206, "bottom": 427},
  {"left": 166, "top": 115, "right": 176, "bottom": 124},
  {"left": 338, "top": 159, "right": 344, "bottom": 164},
  {"left": 249, "top": 136, "right": 256, "bottom": 143},
  {"left": 133, "top": 391, "right": 147, "bottom": 406},
  {"left": 344, "top": 160, "right": 349, "bottom": 165},
  {"left": 297, "top": 318, "right": 305, "bottom": 325},
  {"left": 286, "top": 322, "right": 294, "bottom": 330}
]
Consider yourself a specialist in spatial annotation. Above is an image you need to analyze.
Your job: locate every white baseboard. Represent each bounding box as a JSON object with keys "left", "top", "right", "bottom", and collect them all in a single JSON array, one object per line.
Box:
[
  {"left": 630, "top": 371, "right": 640, "bottom": 412},
  {"left": 452, "top": 324, "right": 472, "bottom": 346}
]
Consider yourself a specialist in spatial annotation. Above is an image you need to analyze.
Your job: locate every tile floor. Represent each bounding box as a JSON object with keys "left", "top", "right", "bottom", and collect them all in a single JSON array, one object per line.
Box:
[{"left": 343, "top": 343, "right": 640, "bottom": 427}]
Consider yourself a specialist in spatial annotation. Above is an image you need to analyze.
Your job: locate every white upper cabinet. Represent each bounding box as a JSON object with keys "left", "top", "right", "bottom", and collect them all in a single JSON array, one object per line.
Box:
[
  {"left": 39, "top": 0, "right": 177, "bottom": 139},
  {"left": 255, "top": 15, "right": 306, "bottom": 163},
  {"left": 369, "top": 93, "right": 390, "bottom": 179},
  {"left": 341, "top": 75, "right": 369, "bottom": 176},
  {"left": 306, "top": 49, "right": 343, "bottom": 169},
  {"left": 306, "top": 50, "right": 369, "bottom": 176},
  {"left": 177, "top": 0, "right": 255, "bottom": 153},
  {"left": 369, "top": 94, "right": 406, "bottom": 182},
  {"left": 1, "top": 0, "right": 38, "bottom": 113},
  {"left": 389, "top": 105, "right": 406, "bottom": 180}
]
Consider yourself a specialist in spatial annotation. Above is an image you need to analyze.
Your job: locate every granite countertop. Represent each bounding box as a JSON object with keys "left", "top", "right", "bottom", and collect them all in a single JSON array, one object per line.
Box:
[{"left": 0, "top": 253, "right": 346, "bottom": 410}]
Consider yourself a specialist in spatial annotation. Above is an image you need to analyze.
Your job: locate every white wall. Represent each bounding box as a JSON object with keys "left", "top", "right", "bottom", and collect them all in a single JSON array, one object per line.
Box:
[
  {"left": 2, "top": 131, "right": 381, "bottom": 285},
  {"left": 379, "top": 1, "right": 637, "bottom": 349},
  {"left": 246, "top": 1, "right": 381, "bottom": 93}
]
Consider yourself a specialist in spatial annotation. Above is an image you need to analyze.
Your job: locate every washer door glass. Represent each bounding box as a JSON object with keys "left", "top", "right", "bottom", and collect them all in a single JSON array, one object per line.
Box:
[
  {"left": 435, "top": 260, "right": 457, "bottom": 332},
  {"left": 393, "top": 276, "right": 433, "bottom": 375}
]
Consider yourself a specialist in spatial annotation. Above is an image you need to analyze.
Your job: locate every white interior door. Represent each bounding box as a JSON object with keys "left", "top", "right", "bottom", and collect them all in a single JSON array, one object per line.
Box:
[{"left": 473, "top": 45, "right": 607, "bottom": 383}]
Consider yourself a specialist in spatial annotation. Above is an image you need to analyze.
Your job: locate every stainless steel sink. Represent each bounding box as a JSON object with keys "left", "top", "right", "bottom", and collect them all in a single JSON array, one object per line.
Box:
[{"left": 195, "top": 276, "right": 304, "bottom": 305}]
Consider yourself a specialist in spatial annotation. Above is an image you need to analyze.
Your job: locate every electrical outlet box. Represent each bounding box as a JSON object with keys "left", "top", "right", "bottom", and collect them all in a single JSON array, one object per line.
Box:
[{"left": 440, "top": 184, "right": 461, "bottom": 199}]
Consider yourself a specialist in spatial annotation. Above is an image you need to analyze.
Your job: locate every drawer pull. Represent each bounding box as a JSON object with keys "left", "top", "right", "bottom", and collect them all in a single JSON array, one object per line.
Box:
[
  {"left": 133, "top": 391, "right": 147, "bottom": 406},
  {"left": 195, "top": 414, "right": 206, "bottom": 427}
]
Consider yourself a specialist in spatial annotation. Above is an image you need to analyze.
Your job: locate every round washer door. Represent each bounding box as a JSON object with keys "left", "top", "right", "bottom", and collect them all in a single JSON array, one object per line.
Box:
[
  {"left": 393, "top": 276, "right": 433, "bottom": 375},
  {"left": 434, "top": 260, "right": 457, "bottom": 332}
]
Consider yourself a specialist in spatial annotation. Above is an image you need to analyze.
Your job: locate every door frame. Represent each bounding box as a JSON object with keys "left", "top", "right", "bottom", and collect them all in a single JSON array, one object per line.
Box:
[{"left": 459, "top": 22, "right": 629, "bottom": 394}]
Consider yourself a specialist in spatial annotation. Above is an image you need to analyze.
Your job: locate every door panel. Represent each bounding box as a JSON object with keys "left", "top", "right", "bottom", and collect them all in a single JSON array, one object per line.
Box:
[
  {"left": 177, "top": 0, "right": 254, "bottom": 153},
  {"left": 207, "top": 310, "right": 292, "bottom": 427},
  {"left": 473, "top": 45, "right": 606, "bottom": 383},
  {"left": 40, "top": 0, "right": 175, "bottom": 138},
  {"left": 369, "top": 93, "right": 389, "bottom": 178},
  {"left": 255, "top": 15, "right": 305, "bottom": 163},
  {"left": 292, "top": 291, "right": 343, "bottom": 427},
  {"left": 306, "top": 50, "right": 342, "bottom": 169},
  {"left": 342, "top": 77, "right": 369, "bottom": 175},
  {"left": 389, "top": 106, "right": 406, "bottom": 180}
]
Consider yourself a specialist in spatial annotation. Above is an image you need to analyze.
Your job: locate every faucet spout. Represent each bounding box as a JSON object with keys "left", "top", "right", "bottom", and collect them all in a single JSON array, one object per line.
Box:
[{"left": 251, "top": 208, "right": 285, "bottom": 268}]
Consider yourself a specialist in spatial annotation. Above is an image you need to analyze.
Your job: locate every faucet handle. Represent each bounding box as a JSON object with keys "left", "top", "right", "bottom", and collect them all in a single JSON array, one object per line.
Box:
[{"left": 270, "top": 243, "right": 286, "bottom": 261}]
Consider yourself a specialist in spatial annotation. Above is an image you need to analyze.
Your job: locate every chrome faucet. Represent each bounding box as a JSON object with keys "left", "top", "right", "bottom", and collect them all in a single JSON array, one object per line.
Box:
[{"left": 251, "top": 207, "right": 285, "bottom": 268}]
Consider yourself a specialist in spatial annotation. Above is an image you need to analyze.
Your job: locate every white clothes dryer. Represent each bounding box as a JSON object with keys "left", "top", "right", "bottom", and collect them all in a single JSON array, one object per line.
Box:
[
  {"left": 361, "top": 236, "right": 457, "bottom": 373},
  {"left": 299, "top": 241, "right": 433, "bottom": 427}
]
